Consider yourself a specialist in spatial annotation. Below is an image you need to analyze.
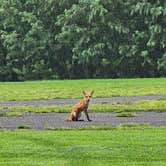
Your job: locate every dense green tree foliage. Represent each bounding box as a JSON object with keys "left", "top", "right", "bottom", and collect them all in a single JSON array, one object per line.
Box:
[{"left": 0, "top": 0, "right": 165, "bottom": 81}]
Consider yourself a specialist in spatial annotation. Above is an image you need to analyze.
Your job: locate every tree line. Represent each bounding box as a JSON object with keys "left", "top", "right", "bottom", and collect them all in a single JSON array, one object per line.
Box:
[{"left": 0, "top": 0, "right": 165, "bottom": 81}]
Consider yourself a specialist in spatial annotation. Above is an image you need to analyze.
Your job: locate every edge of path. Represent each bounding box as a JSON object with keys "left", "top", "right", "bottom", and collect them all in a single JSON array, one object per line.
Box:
[{"left": 0, "top": 95, "right": 166, "bottom": 107}]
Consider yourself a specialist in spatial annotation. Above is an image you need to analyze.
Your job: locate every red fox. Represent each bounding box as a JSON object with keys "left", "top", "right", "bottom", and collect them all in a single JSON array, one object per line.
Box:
[{"left": 65, "top": 91, "right": 94, "bottom": 122}]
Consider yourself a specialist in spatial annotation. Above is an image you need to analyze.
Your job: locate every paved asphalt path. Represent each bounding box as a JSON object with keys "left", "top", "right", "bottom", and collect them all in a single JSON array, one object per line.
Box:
[
  {"left": 0, "top": 95, "right": 166, "bottom": 129},
  {"left": 0, "top": 112, "right": 166, "bottom": 130},
  {"left": 0, "top": 95, "right": 166, "bottom": 107}
]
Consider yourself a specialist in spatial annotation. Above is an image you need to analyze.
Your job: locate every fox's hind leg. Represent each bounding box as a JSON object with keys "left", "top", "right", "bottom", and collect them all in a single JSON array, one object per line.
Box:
[
  {"left": 65, "top": 111, "right": 84, "bottom": 122},
  {"left": 65, "top": 112, "right": 74, "bottom": 121}
]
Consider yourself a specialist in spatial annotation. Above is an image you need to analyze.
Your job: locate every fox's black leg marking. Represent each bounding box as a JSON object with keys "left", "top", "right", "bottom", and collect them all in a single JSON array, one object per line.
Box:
[
  {"left": 74, "top": 112, "right": 79, "bottom": 121},
  {"left": 85, "top": 110, "right": 92, "bottom": 121}
]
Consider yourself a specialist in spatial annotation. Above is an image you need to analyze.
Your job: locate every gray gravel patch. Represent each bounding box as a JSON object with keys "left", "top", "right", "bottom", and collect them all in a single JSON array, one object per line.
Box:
[
  {"left": 0, "top": 112, "right": 166, "bottom": 130},
  {"left": 0, "top": 95, "right": 166, "bottom": 107}
]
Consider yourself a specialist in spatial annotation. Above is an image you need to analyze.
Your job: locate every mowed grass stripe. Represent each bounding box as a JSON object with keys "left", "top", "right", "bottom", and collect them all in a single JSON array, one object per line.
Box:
[
  {"left": 5, "top": 99, "right": 166, "bottom": 113},
  {"left": 0, "top": 78, "right": 166, "bottom": 101},
  {"left": 0, "top": 128, "right": 166, "bottom": 165}
]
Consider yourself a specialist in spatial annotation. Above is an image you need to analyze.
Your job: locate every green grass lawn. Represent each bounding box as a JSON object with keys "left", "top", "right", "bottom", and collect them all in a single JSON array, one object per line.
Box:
[
  {"left": 0, "top": 79, "right": 165, "bottom": 165},
  {"left": 0, "top": 78, "right": 166, "bottom": 101},
  {"left": 5, "top": 99, "right": 166, "bottom": 114},
  {"left": 0, "top": 128, "right": 166, "bottom": 166}
]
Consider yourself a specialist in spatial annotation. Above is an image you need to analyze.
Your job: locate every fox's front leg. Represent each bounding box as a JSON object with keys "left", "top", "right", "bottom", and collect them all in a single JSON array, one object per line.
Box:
[
  {"left": 73, "top": 112, "right": 79, "bottom": 121},
  {"left": 74, "top": 111, "right": 83, "bottom": 121},
  {"left": 84, "top": 110, "right": 92, "bottom": 121}
]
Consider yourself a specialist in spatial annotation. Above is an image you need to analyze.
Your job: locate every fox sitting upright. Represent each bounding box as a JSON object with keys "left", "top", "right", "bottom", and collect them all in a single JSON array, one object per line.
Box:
[{"left": 65, "top": 91, "right": 94, "bottom": 122}]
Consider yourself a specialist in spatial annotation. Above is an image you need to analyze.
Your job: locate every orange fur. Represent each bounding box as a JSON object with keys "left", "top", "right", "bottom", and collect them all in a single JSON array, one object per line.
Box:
[{"left": 65, "top": 91, "right": 94, "bottom": 122}]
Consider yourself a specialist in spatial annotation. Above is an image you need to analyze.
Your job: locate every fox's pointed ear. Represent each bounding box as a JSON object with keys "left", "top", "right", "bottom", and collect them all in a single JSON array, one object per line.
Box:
[
  {"left": 82, "top": 90, "right": 86, "bottom": 95},
  {"left": 91, "top": 90, "right": 94, "bottom": 95}
]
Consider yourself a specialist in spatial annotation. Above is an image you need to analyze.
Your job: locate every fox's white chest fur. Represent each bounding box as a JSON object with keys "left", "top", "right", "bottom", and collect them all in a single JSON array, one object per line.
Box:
[{"left": 85, "top": 101, "right": 89, "bottom": 110}]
